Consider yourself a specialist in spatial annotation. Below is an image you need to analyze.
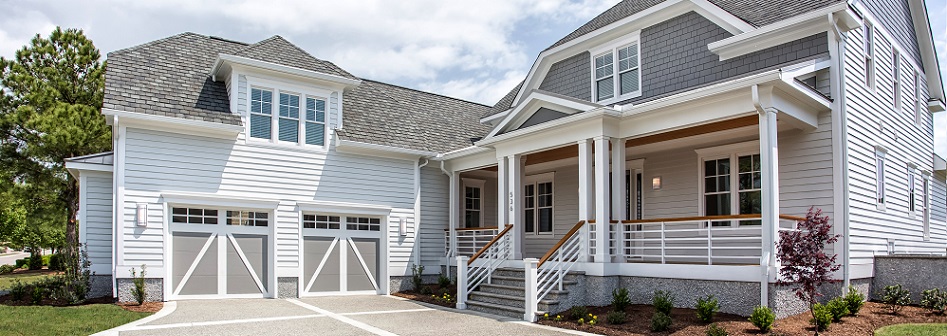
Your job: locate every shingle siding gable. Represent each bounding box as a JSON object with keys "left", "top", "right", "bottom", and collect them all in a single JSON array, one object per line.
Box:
[{"left": 538, "top": 52, "right": 592, "bottom": 102}]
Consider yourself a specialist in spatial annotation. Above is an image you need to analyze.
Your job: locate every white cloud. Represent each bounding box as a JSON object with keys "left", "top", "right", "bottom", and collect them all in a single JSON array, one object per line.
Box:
[
  {"left": 420, "top": 70, "right": 526, "bottom": 106},
  {"left": 0, "top": 9, "right": 56, "bottom": 59},
  {"left": 928, "top": 0, "right": 947, "bottom": 158}
]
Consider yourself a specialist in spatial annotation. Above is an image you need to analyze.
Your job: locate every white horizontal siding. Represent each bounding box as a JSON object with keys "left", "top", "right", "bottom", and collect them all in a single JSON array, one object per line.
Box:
[
  {"left": 843, "top": 24, "right": 944, "bottom": 272},
  {"left": 82, "top": 173, "right": 113, "bottom": 275},
  {"left": 419, "top": 166, "right": 448, "bottom": 268}
]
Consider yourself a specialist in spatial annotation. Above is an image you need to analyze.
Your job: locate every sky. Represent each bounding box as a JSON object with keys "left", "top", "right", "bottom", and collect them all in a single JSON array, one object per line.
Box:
[{"left": 0, "top": 0, "right": 945, "bottom": 155}]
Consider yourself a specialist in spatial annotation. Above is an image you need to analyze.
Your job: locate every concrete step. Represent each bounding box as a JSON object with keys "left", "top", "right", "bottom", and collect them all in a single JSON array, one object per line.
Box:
[
  {"left": 485, "top": 275, "right": 525, "bottom": 287},
  {"left": 477, "top": 283, "right": 571, "bottom": 298},
  {"left": 466, "top": 299, "right": 525, "bottom": 319},
  {"left": 469, "top": 291, "right": 560, "bottom": 307}
]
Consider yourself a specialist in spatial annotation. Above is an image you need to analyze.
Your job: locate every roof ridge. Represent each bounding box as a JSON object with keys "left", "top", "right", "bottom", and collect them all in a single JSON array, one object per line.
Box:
[
  {"left": 359, "top": 78, "right": 491, "bottom": 108},
  {"left": 209, "top": 35, "right": 249, "bottom": 46},
  {"left": 273, "top": 36, "right": 358, "bottom": 79},
  {"left": 108, "top": 32, "right": 246, "bottom": 56}
]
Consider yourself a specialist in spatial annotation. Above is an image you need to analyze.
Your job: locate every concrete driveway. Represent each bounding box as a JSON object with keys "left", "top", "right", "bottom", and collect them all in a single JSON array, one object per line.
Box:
[{"left": 99, "top": 296, "right": 595, "bottom": 336}]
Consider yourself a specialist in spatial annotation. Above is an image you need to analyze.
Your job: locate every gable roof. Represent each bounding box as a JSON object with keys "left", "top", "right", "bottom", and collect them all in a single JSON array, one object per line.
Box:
[
  {"left": 482, "top": 80, "right": 524, "bottom": 119},
  {"left": 337, "top": 80, "right": 492, "bottom": 153},
  {"left": 103, "top": 33, "right": 247, "bottom": 125},
  {"left": 232, "top": 36, "right": 357, "bottom": 80}
]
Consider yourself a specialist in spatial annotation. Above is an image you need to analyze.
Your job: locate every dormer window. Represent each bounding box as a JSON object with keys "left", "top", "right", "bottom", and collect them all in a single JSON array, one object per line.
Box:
[
  {"left": 249, "top": 85, "right": 328, "bottom": 147},
  {"left": 591, "top": 33, "right": 641, "bottom": 103},
  {"left": 250, "top": 88, "right": 273, "bottom": 139}
]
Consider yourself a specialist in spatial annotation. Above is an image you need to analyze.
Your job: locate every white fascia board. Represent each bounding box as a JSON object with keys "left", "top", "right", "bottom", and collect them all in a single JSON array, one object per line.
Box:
[
  {"left": 689, "top": 0, "right": 755, "bottom": 33},
  {"left": 102, "top": 108, "right": 244, "bottom": 139},
  {"left": 483, "top": 90, "right": 602, "bottom": 140},
  {"left": 479, "top": 109, "right": 510, "bottom": 125},
  {"left": 64, "top": 161, "right": 113, "bottom": 173},
  {"left": 621, "top": 70, "right": 782, "bottom": 116},
  {"left": 160, "top": 191, "right": 281, "bottom": 210},
  {"left": 708, "top": 3, "right": 855, "bottom": 61},
  {"left": 296, "top": 200, "right": 392, "bottom": 216},
  {"left": 929, "top": 100, "right": 946, "bottom": 113},
  {"left": 907, "top": 0, "right": 945, "bottom": 101},
  {"left": 934, "top": 154, "right": 946, "bottom": 172},
  {"left": 476, "top": 107, "right": 621, "bottom": 147},
  {"left": 334, "top": 138, "right": 438, "bottom": 159},
  {"left": 211, "top": 54, "right": 361, "bottom": 89},
  {"left": 437, "top": 146, "right": 493, "bottom": 161}
]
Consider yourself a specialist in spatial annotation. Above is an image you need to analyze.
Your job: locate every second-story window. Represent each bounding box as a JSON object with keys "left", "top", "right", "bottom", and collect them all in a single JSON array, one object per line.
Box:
[
  {"left": 592, "top": 37, "right": 641, "bottom": 103},
  {"left": 864, "top": 23, "right": 875, "bottom": 89},
  {"left": 249, "top": 85, "right": 328, "bottom": 147},
  {"left": 892, "top": 49, "right": 901, "bottom": 112},
  {"left": 305, "top": 97, "right": 326, "bottom": 146},
  {"left": 279, "top": 93, "right": 300, "bottom": 143},
  {"left": 250, "top": 88, "right": 273, "bottom": 139},
  {"left": 914, "top": 71, "right": 923, "bottom": 126}
]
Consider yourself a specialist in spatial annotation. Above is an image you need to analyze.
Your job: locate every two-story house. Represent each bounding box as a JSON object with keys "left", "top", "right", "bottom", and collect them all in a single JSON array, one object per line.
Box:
[{"left": 67, "top": 0, "right": 945, "bottom": 320}]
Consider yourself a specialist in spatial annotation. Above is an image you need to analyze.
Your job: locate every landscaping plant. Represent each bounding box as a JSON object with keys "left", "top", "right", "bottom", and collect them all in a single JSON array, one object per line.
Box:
[
  {"left": 706, "top": 323, "right": 729, "bottom": 336},
  {"left": 810, "top": 303, "right": 832, "bottom": 332},
  {"left": 569, "top": 305, "right": 589, "bottom": 320},
  {"left": 653, "top": 290, "right": 674, "bottom": 315},
  {"left": 410, "top": 264, "right": 424, "bottom": 291},
  {"left": 130, "top": 264, "right": 147, "bottom": 305},
  {"left": 748, "top": 306, "right": 775, "bottom": 333},
  {"left": 775, "top": 207, "right": 840, "bottom": 334},
  {"left": 650, "top": 312, "right": 672, "bottom": 332},
  {"left": 843, "top": 285, "right": 866, "bottom": 316},
  {"left": 0, "top": 264, "right": 15, "bottom": 275},
  {"left": 437, "top": 272, "right": 451, "bottom": 288},
  {"left": 605, "top": 310, "right": 627, "bottom": 325},
  {"left": 611, "top": 287, "right": 631, "bottom": 312},
  {"left": 920, "top": 288, "right": 947, "bottom": 314},
  {"left": 878, "top": 284, "right": 911, "bottom": 314},
  {"left": 695, "top": 294, "right": 719, "bottom": 323},
  {"left": 825, "top": 297, "right": 849, "bottom": 322}
]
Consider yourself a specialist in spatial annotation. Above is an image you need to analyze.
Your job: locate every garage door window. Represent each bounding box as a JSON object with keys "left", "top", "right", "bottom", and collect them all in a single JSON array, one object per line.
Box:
[
  {"left": 346, "top": 217, "right": 381, "bottom": 231},
  {"left": 171, "top": 207, "right": 218, "bottom": 224},
  {"left": 227, "top": 211, "right": 269, "bottom": 227},
  {"left": 303, "top": 215, "right": 341, "bottom": 229}
]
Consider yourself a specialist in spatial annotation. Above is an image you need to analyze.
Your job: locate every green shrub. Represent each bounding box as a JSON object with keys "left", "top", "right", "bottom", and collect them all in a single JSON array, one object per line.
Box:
[
  {"left": 611, "top": 287, "right": 631, "bottom": 312},
  {"left": 0, "top": 264, "right": 15, "bottom": 275},
  {"left": 878, "top": 284, "right": 911, "bottom": 314},
  {"left": 920, "top": 288, "right": 947, "bottom": 315},
  {"left": 15, "top": 258, "right": 28, "bottom": 269},
  {"left": 748, "top": 306, "right": 775, "bottom": 333},
  {"left": 130, "top": 265, "right": 147, "bottom": 305},
  {"left": 826, "top": 297, "right": 849, "bottom": 322},
  {"left": 28, "top": 254, "right": 43, "bottom": 270},
  {"left": 9, "top": 280, "right": 27, "bottom": 301},
  {"left": 48, "top": 253, "right": 66, "bottom": 271},
  {"left": 410, "top": 264, "right": 424, "bottom": 291},
  {"left": 650, "top": 312, "right": 672, "bottom": 332},
  {"left": 605, "top": 310, "right": 626, "bottom": 325},
  {"left": 695, "top": 295, "right": 719, "bottom": 323},
  {"left": 41, "top": 254, "right": 51, "bottom": 266},
  {"left": 419, "top": 285, "right": 433, "bottom": 295},
  {"left": 810, "top": 303, "right": 832, "bottom": 332},
  {"left": 653, "top": 290, "right": 674, "bottom": 315},
  {"left": 437, "top": 273, "right": 451, "bottom": 288},
  {"left": 705, "top": 323, "right": 728, "bottom": 336},
  {"left": 30, "top": 285, "right": 44, "bottom": 304},
  {"left": 843, "top": 286, "right": 866, "bottom": 316},
  {"left": 569, "top": 305, "right": 589, "bottom": 320}
]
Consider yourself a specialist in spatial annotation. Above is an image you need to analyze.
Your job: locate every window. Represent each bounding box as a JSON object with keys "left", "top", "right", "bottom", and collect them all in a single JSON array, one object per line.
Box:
[
  {"left": 171, "top": 207, "right": 218, "bottom": 224},
  {"left": 227, "top": 210, "right": 269, "bottom": 226},
  {"left": 278, "top": 92, "right": 300, "bottom": 142},
  {"left": 875, "top": 149, "right": 886, "bottom": 209},
  {"left": 592, "top": 37, "right": 641, "bottom": 103},
  {"left": 908, "top": 167, "right": 916, "bottom": 214},
  {"left": 346, "top": 217, "right": 381, "bottom": 231},
  {"left": 864, "top": 23, "right": 875, "bottom": 89},
  {"left": 914, "top": 71, "right": 923, "bottom": 125},
  {"left": 525, "top": 180, "right": 553, "bottom": 234},
  {"left": 305, "top": 97, "right": 326, "bottom": 146},
  {"left": 703, "top": 158, "right": 731, "bottom": 226},
  {"left": 892, "top": 50, "right": 901, "bottom": 111},
  {"left": 303, "top": 214, "right": 340, "bottom": 229},
  {"left": 250, "top": 88, "right": 273, "bottom": 139},
  {"left": 923, "top": 175, "right": 930, "bottom": 240},
  {"left": 737, "top": 154, "right": 762, "bottom": 225},
  {"left": 462, "top": 179, "right": 484, "bottom": 228},
  {"left": 699, "top": 147, "right": 762, "bottom": 227}
]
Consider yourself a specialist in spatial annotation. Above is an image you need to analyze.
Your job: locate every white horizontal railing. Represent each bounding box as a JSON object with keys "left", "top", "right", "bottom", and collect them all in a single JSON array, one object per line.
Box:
[
  {"left": 619, "top": 215, "right": 802, "bottom": 265},
  {"left": 445, "top": 227, "right": 500, "bottom": 257}
]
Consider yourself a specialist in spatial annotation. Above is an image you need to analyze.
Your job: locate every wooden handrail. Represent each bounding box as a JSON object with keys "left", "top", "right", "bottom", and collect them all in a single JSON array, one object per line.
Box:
[
  {"left": 467, "top": 224, "right": 513, "bottom": 266},
  {"left": 538, "top": 220, "right": 586, "bottom": 267},
  {"left": 620, "top": 214, "right": 805, "bottom": 224},
  {"left": 444, "top": 226, "right": 500, "bottom": 232}
]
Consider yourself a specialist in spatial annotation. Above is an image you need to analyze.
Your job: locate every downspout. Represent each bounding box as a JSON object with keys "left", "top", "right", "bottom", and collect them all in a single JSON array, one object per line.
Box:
[
  {"left": 439, "top": 159, "right": 456, "bottom": 262},
  {"left": 412, "top": 158, "right": 429, "bottom": 269},
  {"left": 829, "top": 13, "right": 853, "bottom": 291},
  {"left": 111, "top": 115, "right": 119, "bottom": 298}
]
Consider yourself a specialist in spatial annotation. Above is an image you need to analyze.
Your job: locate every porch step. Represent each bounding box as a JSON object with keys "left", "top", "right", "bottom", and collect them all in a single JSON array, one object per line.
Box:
[
  {"left": 469, "top": 291, "right": 560, "bottom": 307},
  {"left": 466, "top": 299, "right": 525, "bottom": 319},
  {"left": 477, "top": 283, "right": 571, "bottom": 297}
]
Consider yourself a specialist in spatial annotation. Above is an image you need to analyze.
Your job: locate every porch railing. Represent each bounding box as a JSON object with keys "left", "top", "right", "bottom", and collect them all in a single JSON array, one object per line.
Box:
[
  {"left": 524, "top": 220, "right": 586, "bottom": 321},
  {"left": 444, "top": 226, "right": 500, "bottom": 257},
  {"left": 619, "top": 214, "right": 804, "bottom": 265},
  {"left": 456, "top": 224, "right": 513, "bottom": 310}
]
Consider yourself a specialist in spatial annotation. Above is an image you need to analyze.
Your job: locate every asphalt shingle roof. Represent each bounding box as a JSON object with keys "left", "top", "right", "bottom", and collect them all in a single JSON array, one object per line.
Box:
[
  {"left": 233, "top": 36, "right": 357, "bottom": 80},
  {"left": 482, "top": 80, "right": 524, "bottom": 119},
  {"left": 337, "top": 80, "right": 492, "bottom": 153}
]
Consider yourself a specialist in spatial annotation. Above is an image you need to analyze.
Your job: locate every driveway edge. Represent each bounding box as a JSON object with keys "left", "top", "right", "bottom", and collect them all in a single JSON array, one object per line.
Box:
[{"left": 91, "top": 301, "right": 178, "bottom": 336}]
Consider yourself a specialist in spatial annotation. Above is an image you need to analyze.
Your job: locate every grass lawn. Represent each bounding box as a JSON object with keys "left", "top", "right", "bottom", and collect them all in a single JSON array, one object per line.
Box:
[
  {"left": 0, "top": 272, "right": 54, "bottom": 290},
  {"left": 0, "top": 304, "right": 150, "bottom": 336},
  {"left": 875, "top": 323, "right": 947, "bottom": 336}
]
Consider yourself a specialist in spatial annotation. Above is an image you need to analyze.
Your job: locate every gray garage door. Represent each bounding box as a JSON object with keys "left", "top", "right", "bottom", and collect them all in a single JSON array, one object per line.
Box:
[
  {"left": 301, "top": 215, "right": 382, "bottom": 295},
  {"left": 169, "top": 207, "right": 271, "bottom": 299}
]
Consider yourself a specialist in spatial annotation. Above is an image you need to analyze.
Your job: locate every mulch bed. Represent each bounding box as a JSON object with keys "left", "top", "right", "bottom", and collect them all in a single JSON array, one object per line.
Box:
[
  {"left": 116, "top": 301, "right": 164, "bottom": 313},
  {"left": 5, "top": 268, "right": 62, "bottom": 276},
  {"left": 392, "top": 284, "right": 457, "bottom": 309},
  {"left": 538, "top": 302, "right": 947, "bottom": 336},
  {"left": 0, "top": 293, "right": 163, "bottom": 313}
]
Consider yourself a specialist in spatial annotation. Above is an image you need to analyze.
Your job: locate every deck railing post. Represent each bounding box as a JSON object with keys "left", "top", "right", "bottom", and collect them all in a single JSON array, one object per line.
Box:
[
  {"left": 523, "top": 258, "right": 539, "bottom": 322},
  {"left": 707, "top": 222, "right": 713, "bottom": 265},
  {"left": 456, "top": 256, "right": 469, "bottom": 310},
  {"left": 660, "top": 222, "right": 666, "bottom": 264}
]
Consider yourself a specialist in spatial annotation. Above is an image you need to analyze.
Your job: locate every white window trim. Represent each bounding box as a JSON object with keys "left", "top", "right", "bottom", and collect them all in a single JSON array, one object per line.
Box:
[
  {"left": 524, "top": 172, "right": 555, "bottom": 235},
  {"left": 245, "top": 76, "right": 332, "bottom": 151},
  {"left": 908, "top": 164, "right": 917, "bottom": 217},
  {"left": 922, "top": 172, "right": 931, "bottom": 241},
  {"left": 864, "top": 22, "right": 875, "bottom": 91},
  {"left": 695, "top": 141, "right": 761, "bottom": 227},
  {"left": 914, "top": 70, "right": 924, "bottom": 126},
  {"left": 589, "top": 32, "right": 642, "bottom": 105},
  {"left": 875, "top": 146, "right": 887, "bottom": 211},
  {"left": 892, "top": 48, "right": 901, "bottom": 113},
  {"left": 461, "top": 178, "right": 485, "bottom": 228}
]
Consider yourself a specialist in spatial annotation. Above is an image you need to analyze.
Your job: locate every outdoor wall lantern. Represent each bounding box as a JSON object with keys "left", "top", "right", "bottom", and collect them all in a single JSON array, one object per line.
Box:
[
  {"left": 136, "top": 203, "right": 148, "bottom": 227},
  {"left": 652, "top": 176, "right": 662, "bottom": 190},
  {"left": 399, "top": 216, "right": 407, "bottom": 236}
]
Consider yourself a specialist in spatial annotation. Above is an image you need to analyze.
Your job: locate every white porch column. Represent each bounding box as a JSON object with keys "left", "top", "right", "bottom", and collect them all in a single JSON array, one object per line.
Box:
[
  {"left": 449, "top": 171, "right": 459, "bottom": 258},
  {"left": 497, "top": 157, "right": 509, "bottom": 227},
  {"left": 577, "top": 139, "right": 593, "bottom": 260},
  {"left": 593, "top": 136, "right": 611, "bottom": 263},
  {"left": 758, "top": 107, "right": 780, "bottom": 308},
  {"left": 508, "top": 154, "right": 524, "bottom": 259},
  {"left": 611, "top": 138, "right": 626, "bottom": 261}
]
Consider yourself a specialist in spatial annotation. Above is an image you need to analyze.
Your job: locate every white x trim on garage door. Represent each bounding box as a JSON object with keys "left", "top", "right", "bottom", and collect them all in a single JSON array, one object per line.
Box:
[{"left": 300, "top": 215, "right": 385, "bottom": 296}]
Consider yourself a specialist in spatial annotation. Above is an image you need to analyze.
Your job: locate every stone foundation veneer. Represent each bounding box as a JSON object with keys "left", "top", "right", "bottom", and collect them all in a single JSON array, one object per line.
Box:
[
  {"left": 278, "top": 277, "right": 299, "bottom": 298},
  {"left": 87, "top": 274, "right": 113, "bottom": 299},
  {"left": 872, "top": 255, "right": 947, "bottom": 303},
  {"left": 116, "top": 278, "right": 163, "bottom": 303}
]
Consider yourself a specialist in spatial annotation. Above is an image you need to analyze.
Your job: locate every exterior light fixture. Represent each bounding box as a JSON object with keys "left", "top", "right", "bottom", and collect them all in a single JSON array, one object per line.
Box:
[
  {"left": 136, "top": 204, "right": 148, "bottom": 227},
  {"left": 399, "top": 217, "right": 407, "bottom": 236},
  {"left": 652, "top": 176, "right": 662, "bottom": 190}
]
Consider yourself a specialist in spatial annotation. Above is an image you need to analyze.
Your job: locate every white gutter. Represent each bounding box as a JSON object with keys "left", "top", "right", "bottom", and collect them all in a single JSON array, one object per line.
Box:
[
  {"left": 335, "top": 137, "right": 438, "bottom": 158},
  {"left": 102, "top": 108, "right": 245, "bottom": 136},
  {"left": 475, "top": 107, "right": 621, "bottom": 147},
  {"left": 621, "top": 70, "right": 783, "bottom": 115},
  {"left": 438, "top": 146, "right": 492, "bottom": 161}
]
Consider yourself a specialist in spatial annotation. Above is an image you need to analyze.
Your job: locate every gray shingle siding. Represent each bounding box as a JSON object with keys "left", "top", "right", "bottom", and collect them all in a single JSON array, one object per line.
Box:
[
  {"left": 861, "top": 0, "right": 922, "bottom": 66},
  {"left": 538, "top": 52, "right": 592, "bottom": 102},
  {"left": 625, "top": 11, "right": 828, "bottom": 104}
]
